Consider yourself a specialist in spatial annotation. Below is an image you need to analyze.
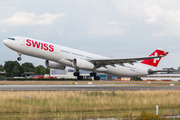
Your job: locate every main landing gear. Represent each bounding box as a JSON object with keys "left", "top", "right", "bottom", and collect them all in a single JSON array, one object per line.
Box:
[
  {"left": 17, "top": 52, "right": 22, "bottom": 61},
  {"left": 73, "top": 71, "right": 83, "bottom": 80},
  {"left": 90, "top": 72, "right": 100, "bottom": 80},
  {"left": 73, "top": 70, "right": 100, "bottom": 80}
]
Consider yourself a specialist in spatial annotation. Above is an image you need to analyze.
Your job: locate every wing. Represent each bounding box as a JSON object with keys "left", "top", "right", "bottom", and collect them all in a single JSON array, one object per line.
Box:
[{"left": 90, "top": 52, "right": 168, "bottom": 67}]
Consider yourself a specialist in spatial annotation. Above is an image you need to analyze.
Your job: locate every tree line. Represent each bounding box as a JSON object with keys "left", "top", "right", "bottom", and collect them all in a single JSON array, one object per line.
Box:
[{"left": 0, "top": 61, "right": 50, "bottom": 77}]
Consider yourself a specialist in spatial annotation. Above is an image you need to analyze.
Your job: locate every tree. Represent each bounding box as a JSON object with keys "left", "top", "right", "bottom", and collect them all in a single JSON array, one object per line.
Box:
[
  {"left": 45, "top": 68, "right": 50, "bottom": 74},
  {"left": 35, "top": 65, "right": 50, "bottom": 75},
  {"left": 0, "top": 65, "right": 4, "bottom": 71},
  {"left": 3, "top": 61, "right": 49, "bottom": 76},
  {"left": 4, "top": 61, "right": 24, "bottom": 77},
  {"left": 22, "top": 62, "right": 35, "bottom": 72},
  {"left": 178, "top": 67, "right": 180, "bottom": 70},
  {"left": 12, "top": 66, "right": 19, "bottom": 76},
  {"left": 35, "top": 65, "right": 45, "bottom": 75}
]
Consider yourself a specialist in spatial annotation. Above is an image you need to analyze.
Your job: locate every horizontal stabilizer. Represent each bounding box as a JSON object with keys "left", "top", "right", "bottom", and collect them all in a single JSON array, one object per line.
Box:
[{"left": 148, "top": 69, "right": 177, "bottom": 74}]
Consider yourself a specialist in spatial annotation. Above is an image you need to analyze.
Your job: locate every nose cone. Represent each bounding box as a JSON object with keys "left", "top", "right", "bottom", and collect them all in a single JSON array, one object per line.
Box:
[
  {"left": 3, "top": 39, "right": 8, "bottom": 46},
  {"left": 3, "top": 39, "right": 13, "bottom": 49},
  {"left": 3, "top": 38, "right": 18, "bottom": 51}
]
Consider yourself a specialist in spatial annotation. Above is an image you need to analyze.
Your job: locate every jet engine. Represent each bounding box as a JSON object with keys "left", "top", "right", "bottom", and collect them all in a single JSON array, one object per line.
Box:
[
  {"left": 45, "top": 60, "right": 66, "bottom": 70},
  {"left": 72, "top": 58, "right": 94, "bottom": 70}
]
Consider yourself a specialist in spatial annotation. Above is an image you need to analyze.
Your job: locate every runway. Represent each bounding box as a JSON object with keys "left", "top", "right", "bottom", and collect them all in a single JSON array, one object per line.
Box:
[{"left": 0, "top": 84, "right": 180, "bottom": 91}]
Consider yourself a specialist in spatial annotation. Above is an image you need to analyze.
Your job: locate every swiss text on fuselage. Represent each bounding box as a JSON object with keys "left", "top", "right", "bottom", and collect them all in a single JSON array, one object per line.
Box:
[{"left": 26, "top": 39, "right": 54, "bottom": 52}]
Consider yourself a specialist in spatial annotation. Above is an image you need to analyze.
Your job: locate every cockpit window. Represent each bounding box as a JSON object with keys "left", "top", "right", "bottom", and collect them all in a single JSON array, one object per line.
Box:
[{"left": 8, "top": 38, "right": 15, "bottom": 40}]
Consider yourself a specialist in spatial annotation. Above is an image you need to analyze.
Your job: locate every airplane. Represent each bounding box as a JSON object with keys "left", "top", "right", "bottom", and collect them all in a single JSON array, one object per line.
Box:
[{"left": 3, "top": 36, "right": 168, "bottom": 80}]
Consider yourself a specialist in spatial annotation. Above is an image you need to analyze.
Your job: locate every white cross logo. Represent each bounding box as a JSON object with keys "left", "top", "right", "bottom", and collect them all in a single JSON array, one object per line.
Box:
[{"left": 153, "top": 52, "right": 160, "bottom": 64}]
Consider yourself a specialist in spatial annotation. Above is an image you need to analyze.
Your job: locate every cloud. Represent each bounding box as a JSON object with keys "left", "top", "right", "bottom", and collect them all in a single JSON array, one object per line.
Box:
[
  {"left": 0, "top": 12, "right": 67, "bottom": 26},
  {"left": 112, "top": 0, "right": 180, "bottom": 36},
  {"left": 0, "top": 29, "right": 7, "bottom": 32},
  {"left": 88, "top": 26, "right": 125, "bottom": 35},
  {"left": 0, "top": 0, "right": 19, "bottom": 4},
  {"left": 107, "top": 21, "right": 130, "bottom": 26},
  {"left": 87, "top": 20, "right": 126, "bottom": 35},
  {"left": 107, "top": 21, "right": 121, "bottom": 25}
]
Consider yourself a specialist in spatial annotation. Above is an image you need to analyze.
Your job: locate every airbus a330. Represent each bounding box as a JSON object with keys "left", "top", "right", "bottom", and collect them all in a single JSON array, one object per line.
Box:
[{"left": 3, "top": 36, "right": 168, "bottom": 80}]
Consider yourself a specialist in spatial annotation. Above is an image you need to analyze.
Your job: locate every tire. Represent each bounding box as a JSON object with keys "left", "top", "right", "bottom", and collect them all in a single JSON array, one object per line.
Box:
[
  {"left": 90, "top": 72, "right": 96, "bottom": 76},
  {"left": 73, "top": 72, "right": 80, "bottom": 76},
  {"left": 17, "top": 57, "right": 22, "bottom": 61}
]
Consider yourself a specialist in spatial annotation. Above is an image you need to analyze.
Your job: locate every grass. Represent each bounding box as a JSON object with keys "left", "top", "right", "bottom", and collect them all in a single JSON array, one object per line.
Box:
[{"left": 0, "top": 90, "right": 179, "bottom": 119}]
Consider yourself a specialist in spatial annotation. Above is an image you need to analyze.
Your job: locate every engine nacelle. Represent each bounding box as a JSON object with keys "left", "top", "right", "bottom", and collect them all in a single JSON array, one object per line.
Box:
[
  {"left": 45, "top": 60, "right": 66, "bottom": 70},
  {"left": 72, "top": 58, "right": 94, "bottom": 70},
  {"left": 96, "top": 67, "right": 107, "bottom": 72}
]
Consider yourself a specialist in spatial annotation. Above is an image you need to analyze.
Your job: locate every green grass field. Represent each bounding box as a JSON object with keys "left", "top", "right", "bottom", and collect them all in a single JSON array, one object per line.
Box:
[{"left": 0, "top": 90, "right": 179, "bottom": 119}]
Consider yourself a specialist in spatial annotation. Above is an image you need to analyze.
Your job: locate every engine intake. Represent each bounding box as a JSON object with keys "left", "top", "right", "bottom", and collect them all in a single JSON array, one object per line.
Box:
[
  {"left": 45, "top": 60, "right": 66, "bottom": 70},
  {"left": 72, "top": 58, "right": 94, "bottom": 70}
]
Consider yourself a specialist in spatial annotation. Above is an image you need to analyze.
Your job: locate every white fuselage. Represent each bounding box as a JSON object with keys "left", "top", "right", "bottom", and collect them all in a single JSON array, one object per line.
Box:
[{"left": 3, "top": 36, "right": 150, "bottom": 77}]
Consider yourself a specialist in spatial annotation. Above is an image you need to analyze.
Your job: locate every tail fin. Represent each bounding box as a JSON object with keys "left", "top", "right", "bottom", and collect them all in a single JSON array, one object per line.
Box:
[{"left": 140, "top": 48, "right": 168, "bottom": 67}]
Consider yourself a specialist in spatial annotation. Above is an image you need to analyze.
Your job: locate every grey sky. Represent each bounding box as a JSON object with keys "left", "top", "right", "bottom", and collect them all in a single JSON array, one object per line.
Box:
[{"left": 0, "top": 0, "right": 180, "bottom": 69}]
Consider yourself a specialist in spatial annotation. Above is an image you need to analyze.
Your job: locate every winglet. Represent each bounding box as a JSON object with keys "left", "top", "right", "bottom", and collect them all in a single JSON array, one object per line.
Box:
[{"left": 163, "top": 52, "right": 169, "bottom": 56}]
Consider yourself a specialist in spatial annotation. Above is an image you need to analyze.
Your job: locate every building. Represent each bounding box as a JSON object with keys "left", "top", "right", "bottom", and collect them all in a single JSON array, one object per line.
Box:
[
  {"left": 49, "top": 67, "right": 180, "bottom": 81},
  {"left": 0, "top": 71, "right": 6, "bottom": 76},
  {"left": 50, "top": 69, "right": 77, "bottom": 79},
  {"left": 141, "top": 68, "right": 180, "bottom": 81},
  {"left": 50, "top": 69, "right": 123, "bottom": 80},
  {"left": 23, "top": 72, "right": 35, "bottom": 78},
  {"left": 141, "top": 74, "right": 180, "bottom": 81}
]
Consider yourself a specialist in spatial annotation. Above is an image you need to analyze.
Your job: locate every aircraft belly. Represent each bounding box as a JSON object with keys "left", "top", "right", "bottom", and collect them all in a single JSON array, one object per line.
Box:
[
  {"left": 105, "top": 65, "right": 139, "bottom": 77},
  {"left": 20, "top": 47, "right": 61, "bottom": 61}
]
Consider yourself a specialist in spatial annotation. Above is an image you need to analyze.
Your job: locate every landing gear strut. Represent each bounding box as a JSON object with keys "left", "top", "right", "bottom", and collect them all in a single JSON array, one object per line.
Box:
[
  {"left": 73, "top": 70, "right": 83, "bottom": 80},
  {"left": 90, "top": 72, "right": 100, "bottom": 80},
  {"left": 17, "top": 52, "right": 22, "bottom": 61}
]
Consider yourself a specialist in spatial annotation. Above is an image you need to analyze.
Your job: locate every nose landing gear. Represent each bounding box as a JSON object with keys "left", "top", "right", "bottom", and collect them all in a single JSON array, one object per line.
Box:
[
  {"left": 17, "top": 52, "right": 22, "bottom": 61},
  {"left": 17, "top": 57, "right": 22, "bottom": 61}
]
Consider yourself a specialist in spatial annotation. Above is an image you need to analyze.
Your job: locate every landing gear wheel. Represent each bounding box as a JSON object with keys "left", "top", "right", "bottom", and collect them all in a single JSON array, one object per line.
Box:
[
  {"left": 73, "top": 72, "right": 80, "bottom": 76},
  {"left": 17, "top": 57, "right": 22, "bottom": 61},
  {"left": 77, "top": 76, "right": 83, "bottom": 80},
  {"left": 90, "top": 72, "right": 96, "bottom": 76},
  {"left": 94, "top": 76, "right": 100, "bottom": 80}
]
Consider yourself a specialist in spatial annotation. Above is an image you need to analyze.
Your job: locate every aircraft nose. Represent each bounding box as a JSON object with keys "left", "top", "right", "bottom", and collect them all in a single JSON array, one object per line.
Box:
[
  {"left": 3, "top": 38, "right": 16, "bottom": 50},
  {"left": 3, "top": 39, "right": 11, "bottom": 47},
  {"left": 3, "top": 39, "right": 8, "bottom": 45}
]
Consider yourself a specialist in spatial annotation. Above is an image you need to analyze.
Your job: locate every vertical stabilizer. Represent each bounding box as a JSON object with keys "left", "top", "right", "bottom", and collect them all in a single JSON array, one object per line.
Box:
[{"left": 140, "top": 48, "right": 168, "bottom": 67}]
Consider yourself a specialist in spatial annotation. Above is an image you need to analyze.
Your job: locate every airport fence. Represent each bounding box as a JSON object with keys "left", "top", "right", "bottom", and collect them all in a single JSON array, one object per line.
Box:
[{"left": 171, "top": 108, "right": 180, "bottom": 120}]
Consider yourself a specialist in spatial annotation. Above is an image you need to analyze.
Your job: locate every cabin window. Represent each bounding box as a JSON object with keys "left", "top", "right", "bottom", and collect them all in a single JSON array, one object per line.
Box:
[
  {"left": 60, "top": 50, "right": 70, "bottom": 54},
  {"left": 86, "top": 56, "right": 92, "bottom": 59},
  {"left": 72, "top": 53, "right": 84, "bottom": 57}
]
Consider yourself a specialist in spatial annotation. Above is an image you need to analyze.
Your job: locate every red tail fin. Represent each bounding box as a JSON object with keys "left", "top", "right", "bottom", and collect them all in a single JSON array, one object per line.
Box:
[{"left": 141, "top": 48, "right": 168, "bottom": 67}]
